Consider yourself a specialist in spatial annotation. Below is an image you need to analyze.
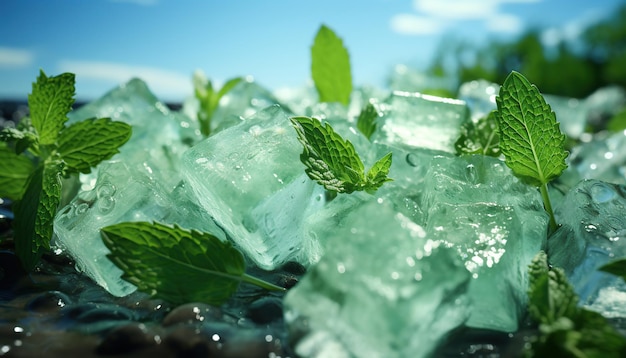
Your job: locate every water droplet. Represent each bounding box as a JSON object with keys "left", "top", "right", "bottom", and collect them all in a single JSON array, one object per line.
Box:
[
  {"left": 406, "top": 153, "right": 419, "bottom": 167},
  {"left": 75, "top": 203, "right": 89, "bottom": 215},
  {"left": 337, "top": 263, "right": 346, "bottom": 274},
  {"left": 97, "top": 196, "right": 115, "bottom": 214},
  {"left": 465, "top": 164, "right": 477, "bottom": 183},
  {"left": 590, "top": 182, "right": 615, "bottom": 203},
  {"left": 249, "top": 125, "right": 262, "bottom": 137},
  {"left": 96, "top": 183, "right": 115, "bottom": 198}
]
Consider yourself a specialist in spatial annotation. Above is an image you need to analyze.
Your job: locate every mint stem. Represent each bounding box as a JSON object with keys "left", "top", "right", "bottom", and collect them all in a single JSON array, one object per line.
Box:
[
  {"left": 241, "top": 273, "right": 286, "bottom": 291},
  {"left": 540, "top": 183, "right": 558, "bottom": 235}
]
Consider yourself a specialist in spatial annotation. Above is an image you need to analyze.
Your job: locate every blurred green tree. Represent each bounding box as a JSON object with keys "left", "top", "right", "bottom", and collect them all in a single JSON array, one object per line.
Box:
[{"left": 425, "top": 3, "right": 626, "bottom": 98}]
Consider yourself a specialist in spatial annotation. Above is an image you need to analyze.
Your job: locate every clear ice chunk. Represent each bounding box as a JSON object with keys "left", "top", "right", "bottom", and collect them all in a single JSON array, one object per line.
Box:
[
  {"left": 54, "top": 79, "right": 224, "bottom": 296},
  {"left": 371, "top": 91, "right": 469, "bottom": 153},
  {"left": 421, "top": 155, "right": 548, "bottom": 331},
  {"left": 388, "top": 64, "right": 456, "bottom": 94},
  {"left": 182, "top": 104, "right": 322, "bottom": 269},
  {"left": 54, "top": 161, "right": 226, "bottom": 296},
  {"left": 548, "top": 179, "right": 626, "bottom": 315},
  {"left": 67, "top": 78, "right": 197, "bottom": 190},
  {"left": 211, "top": 77, "right": 286, "bottom": 134},
  {"left": 569, "top": 130, "right": 626, "bottom": 185},
  {"left": 284, "top": 199, "right": 471, "bottom": 358},
  {"left": 457, "top": 80, "right": 500, "bottom": 121}
]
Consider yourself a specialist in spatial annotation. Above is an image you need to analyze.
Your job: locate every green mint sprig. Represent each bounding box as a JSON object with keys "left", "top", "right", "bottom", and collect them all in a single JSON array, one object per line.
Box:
[
  {"left": 291, "top": 116, "right": 392, "bottom": 194},
  {"left": 193, "top": 70, "right": 243, "bottom": 137},
  {"left": 356, "top": 101, "right": 380, "bottom": 140},
  {"left": 495, "top": 71, "right": 568, "bottom": 234},
  {"left": 0, "top": 70, "right": 131, "bottom": 270},
  {"left": 0, "top": 142, "right": 34, "bottom": 200},
  {"left": 455, "top": 110, "right": 500, "bottom": 157},
  {"left": 525, "top": 251, "right": 626, "bottom": 357},
  {"left": 311, "top": 24, "right": 352, "bottom": 105},
  {"left": 101, "top": 221, "right": 284, "bottom": 306}
]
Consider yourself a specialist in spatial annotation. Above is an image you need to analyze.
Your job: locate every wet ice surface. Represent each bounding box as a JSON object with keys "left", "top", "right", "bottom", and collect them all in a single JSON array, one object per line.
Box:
[
  {"left": 422, "top": 155, "right": 547, "bottom": 331},
  {"left": 549, "top": 179, "right": 626, "bottom": 316},
  {"left": 182, "top": 105, "right": 325, "bottom": 270},
  {"left": 53, "top": 79, "right": 225, "bottom": 296},
  {"left": 26, "top": 73, "right": 626, "bottom": 357},
  {"left": 285, "top": 199, "right": 471, "bottom": 358}
]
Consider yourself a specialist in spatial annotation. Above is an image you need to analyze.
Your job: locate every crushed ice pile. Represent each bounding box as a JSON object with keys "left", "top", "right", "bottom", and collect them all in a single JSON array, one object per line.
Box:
[{"left": 52, "top": 72, "right": 626, "bottom": 357}]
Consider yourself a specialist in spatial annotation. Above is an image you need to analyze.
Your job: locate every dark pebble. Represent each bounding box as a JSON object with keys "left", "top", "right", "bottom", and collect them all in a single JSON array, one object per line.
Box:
[
  {"left": 25, "top": 290, "right": 72, "bottom": 313},
  {"left": 279, "top": 274, "right": 299, "bottom": 289},
  {"left": 163, "top": 325, "right": 211, "bottom": 358},
  {"left": 162, "top": 302, "right": 222, "bottom": 327},
  {"left": 282, "top": 261, "right": 306, "bottom": 275},
  {"left": 247, "top": 296, "right": 283, "bottom": 324},
  {"left": 61, "top": 302, "right": 100, "bottom": 320},
  {"left": 0, "top": 250, "right": 27, "bottom": 290},
  {"left": 74, "top": 304, "right": 135, "bottom": 323},
  {"left": 96, "top": 322, "right": 157, "bottom": 355}
]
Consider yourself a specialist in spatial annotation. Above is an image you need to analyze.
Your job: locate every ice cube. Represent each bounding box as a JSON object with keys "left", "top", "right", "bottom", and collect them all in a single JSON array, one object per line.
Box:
[
  {"left": 458, "top": 80, "right": 500, "bottom": 121},
  {"left": 569, "top": 130, "right": 626, "bottom": 185},
  {"left": 67, "top": 78, "right": 196, "bottom": 190},
  {"left": 285, "top": 199, "right": 471, "bottom": 358},
  {"left": 182, "top": 105, "right": 321, "bottom": 269},
  {"left": 54, "top": 160, "right": 226, "bottom": 296},
  {"left": 548, "top": 179, "right": 626, "bottom": 313},
  {"left": 371, "top": 91, "right": 469, "bottom": 153},
  {"left": 421, "top": 155, "right": 548, "bottom": 331}
]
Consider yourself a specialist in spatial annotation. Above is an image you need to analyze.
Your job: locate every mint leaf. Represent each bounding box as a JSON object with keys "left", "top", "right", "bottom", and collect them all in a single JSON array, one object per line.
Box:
[
  {"left": 101, "top": 222, "right": 284, "bottom": 306},
  {"left": 57, "top": 117, "right": 132, "bottom": 175},
  {"left": 495, "top": 71, "right": 568, "bottom": 233},
  {"left": 455, "top": 110, "right": 500, "bottom": 157},
  {"left": 0, "top": 142, "right": 34, "bottom": 200},
  {"left": 496, "top": 71, "right": 568, "bottom": 186},
  {"left": 527, "top": 251, "right": 578, "bottom": 325},
  {"left": 291, "top": 116, "right": 364, "bottom": 193},
  {"left": 311, "top": 25, "right": 352, "bottom": 105},
  {"left": 1, "top": 121, "right": 39, "bottom": 155},
  {"left": 28, "top": 70, "right": 75, "bottom": 145},
  {"left": 364, "top": 152, "right": 393, "bottom": 193},
  {"left": 356, "top": 101, "right": 379, "bottom": 140},
  {"left": 194, "top": 71, "right": 243, "bottom": 137},
  {"left": 525, "top": 251, "right": 626, "bottom": 357},
  {"left": 13, "top": 161, "right": 62, "bottom": 270},
  {"left": 291, "top": 116, "right": 392, "bottom": 194},
  {"left": 599, "top": 258, "right": 626, "bottom": 280}
]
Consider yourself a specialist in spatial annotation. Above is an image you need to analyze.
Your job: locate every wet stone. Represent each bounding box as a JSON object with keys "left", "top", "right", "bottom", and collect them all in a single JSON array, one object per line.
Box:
[
  {"left": 0, "top": 251, "right": 27, "bottom": 291},
  {"left": 281, "top": 261, "right": 306, "bottom": 276},
  {"left": 96, "top": 322, "right": 157, "bottom": 355},
  {"left": 162, "top": 302, "right": 223, "bottom": 327},
  {"left": 24, "top": 290, "right": 72, "bottom": 313},
  {"left": 74, "top": 304, "right": 135, "bottom": 324},
  {"left": 247, "top": 296, "right": 283, "bottom": 324}
]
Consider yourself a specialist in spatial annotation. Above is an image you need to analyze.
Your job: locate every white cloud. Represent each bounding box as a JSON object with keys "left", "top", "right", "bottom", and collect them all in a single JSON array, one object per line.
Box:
[
  {"left": 413, "top": 0, "right": 497, "bottom": 20},
  {"left": 58, "top": 60, "right": 191, "bottom": 100},
  {"left": 486, "top": 13, "right": 523, "bottom": 33},
  {"left": 0, "top": 47, "right": 34, "bottom": 67},
  {"left": 395, "top": 0, "right": 538, "bottom": 35},
  {"left": 390, "top": 13, "right": 447, "bottom": 35}
]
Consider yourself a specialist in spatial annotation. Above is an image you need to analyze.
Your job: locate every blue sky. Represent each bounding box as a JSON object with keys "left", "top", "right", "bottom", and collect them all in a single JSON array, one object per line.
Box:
[{"left": 0, "top": 0, "right": 623, "bottom": 102}]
